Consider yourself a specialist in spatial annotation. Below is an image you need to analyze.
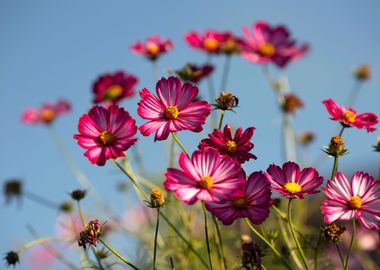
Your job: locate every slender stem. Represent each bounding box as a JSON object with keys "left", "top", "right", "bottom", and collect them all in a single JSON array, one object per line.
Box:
[
  {"left": 220, "top": 56, "right": 231, "bottom": 91},
  {"left": 152, "top": 61, "right": 159, "bottom": 82},
  {"left": 23, "top": 190, "right": 59, "bottom": 210},
  {"left": 169, "top": 136, "right": 176, "bottom": 168},
  {"left": 153, "top": 208, "right": 160, "bottom": 270},
  {"left": 282, "top": 113, "right": 297, "bottom": 162},
  {"left": 212, "top": 216, "right": 227, "bottom": 270},
  {"left": 330, "top": 156, "right": 339, "bottom": 180},
  {"left": 171, "top": 132, "right": 189, "bottom": 158},
  {"left": 344, "top": 220, "right": 356, "bottom": 270},
  {"left": 244, "top": 218, "right": 292, "bottom": 270},
  {"left": 313, "top": 232, "right": 322, "bottom": 270},
  {"left": 170, "top": 257, "right": 175, "bottom": 270},
  {"left": 218, "top": 110, "right": 225, "bottom": 130},
  {"left": 77, "top": 201, "right": 86, "bottom": 227},
  {"left": 338, "top": 126, "right": 345, "bottom": 137},
  {"left": 202, "top": 202, "right": 213, "bottom": 270},
  {"left": 17, "top": 237, "right": 67, "bottom": 253},
  {"left": 345, "top": 80, "right": 362, "bottom": 108},
  {"left": 335, "top": 244, "right": 345, "bottom": 269},
  {"left": 287, "top": 199, "right": 310, "bottom": 270},
  {"left": 99, "top": 238, "right": 140, "bottom": 270},
  {"left": 206, "top": 54, "right": 216, "bottom": 102}
]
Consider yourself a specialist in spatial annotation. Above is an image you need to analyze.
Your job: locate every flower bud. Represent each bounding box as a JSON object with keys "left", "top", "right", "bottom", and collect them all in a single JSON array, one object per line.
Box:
[
  {"left": 70, "top": 189, "right": 86, "bottom": 201},
  {"left": 297, "top": 132, "right": 315, "bottom": 146},
  {"left": 241, "top": 234, "right": 262, "bottom": 270},
  {"left": 354, "top": 64, "right": 371, "bottom": 81},
  {"left": 214, "top": 91, "right": 239, "bottom": 111},
  {"left": 373, "top": 136, "right": 380, "bottom": 152},
  {"left": 78, "top": 219, "right": 101, "bottom": 249},
  {"left": 150, "top": 188, "right": 165, "bottom": 208},
  {"left": 4, "top": 251, "right": 19, "bottom": 267},
  {"left": 281, "top": 94, "right": 303, "bottom": 114},
  {"left": 3, "top": 179, "right": 22, "bottom": 204},
  {"left": 325, "top": 135, "right": 347, "bottom": 157},
  {"left": 321, "top": 223, "right": 346, "bottom": 243},
  {"left": 59, "top": 201, "right": 73, "bottom": 213}
]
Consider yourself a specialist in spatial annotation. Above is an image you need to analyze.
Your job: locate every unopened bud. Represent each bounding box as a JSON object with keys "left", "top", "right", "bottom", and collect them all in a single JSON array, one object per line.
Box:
[
  {"left": 215, "top": 91, "right": 239, "bottom": 111},
  {"left": 321, "top": 223, "right": 346, "bottom": 243},
  {"left": 354, "top": 64, "right": 371, "bottom": 81},
  {"left": 150, "top": 188, "right": 165, "bottom": 208}
]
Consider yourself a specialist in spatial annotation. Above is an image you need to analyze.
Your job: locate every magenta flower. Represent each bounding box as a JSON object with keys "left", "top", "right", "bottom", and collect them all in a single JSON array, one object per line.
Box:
[
  {"left": 130, "top": 35, "right": 173, "bottom": 61},
  {"left": 265, "top": 161, "right": 324, "bottom": 199},
  {"left": 241, "top": 21, "right": 309, "bottom": 68},
  {"left": 164, "top": 148, "right": 246, "bottom": 204},
  {"left": 74, "top": 105, "right": 138, "bottom": 166},
  {"left": 322, "top": 172, "right": 380, "bottom": 230},
  {"left": 322, "top": 99, "right": 378, "bottom": 132},
  {"left": 206, "top": 172, "right": 271, "bottom": 225},
  {"left": 137, "top": 76, "right": 211, "bottom": 141},
  {"left": 175, "top": 63, "right": 214, "bottom": 84},
  {"left": 92, "top": 71, "right": 138, "bottom": 104},
  {"left": 199, "top": 124, "right": 257, "bottom": 164},
  {"left": 21, "top": 99, "right": 71, "bottom": 125}
]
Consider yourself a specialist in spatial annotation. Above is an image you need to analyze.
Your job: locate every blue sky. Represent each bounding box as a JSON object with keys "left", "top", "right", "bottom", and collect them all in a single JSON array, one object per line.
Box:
[{"left": 1, "top": 1, "right": 379, "bottom": 269}]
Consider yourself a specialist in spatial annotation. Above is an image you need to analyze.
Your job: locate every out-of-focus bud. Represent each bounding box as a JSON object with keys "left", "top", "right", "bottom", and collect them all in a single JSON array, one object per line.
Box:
[
  {"left": 214, "top": 91, "right": 239, "bottom": 111},
  {"left": 78, "top": 219, "right": 101, "bottom": 249},
  {"left": 3, "top": 179, "right": 23, "bottom": 204},
  {"left": 149, "top": 188, "right": 165, "bottom": 208},
  {"left": 97, "top": 249, "right": 109, "bottom": 259},
  {"left": 281, "top": 94, "right": 303, "bottom": 114},
  {"left": 354, "top": 64, "right": 371, "bottom": 81},
  {"left": 70, "top": 189, "right": 86, "bottom": 201},
  {"left": 321, "top": 223, "right": 346, "bottom": 243},
  {"left": 4, "top": 251, "right": 19, "bottom": 267},
  {"left": 59, "top": 201, "right": 73, "bottom": 213},
  {"left": 324, "top": 135, "right": 347, "bottom": 157},
  {"left": 372, "top": 136, "right": 380, "bottom": 152},
  {"left": 297, "top": 132, "right": 315, "bottom": 146},
  {"left": 175, "top": 64, "right": 214, "bottom": 84},
  {"left": 241, "top": 234, "right": 262, "bottom": 270}
]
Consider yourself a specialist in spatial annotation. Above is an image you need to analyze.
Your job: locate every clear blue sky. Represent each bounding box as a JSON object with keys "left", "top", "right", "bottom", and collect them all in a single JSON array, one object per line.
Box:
[{"left": 1, "top": 1, "right": 379, "bottom": 269}]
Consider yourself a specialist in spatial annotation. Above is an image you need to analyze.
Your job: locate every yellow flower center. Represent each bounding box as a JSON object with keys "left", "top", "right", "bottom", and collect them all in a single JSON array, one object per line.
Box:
[
  {"left": 104, "top": 85, "right": 123, "bottom": 100},
  {"left": 232, "top": 197, "right": 248, "bottom": 209},
  {"left": 284, "top": 182, "right": 302, "bottom": 194},
  {"left": 165, "top": 105, "right": 179, "bottom": 120},
  {"left": 146, "top": 42, "right": 160, "bottom": 56},
  {"left": 342, "top": 111, "right": 356, "bottom": 123},
  {"left": 225, "top": 140, "right": 237, "bottom": 153},
  {"left": 199, "top": 176, "right": 213, "bottom": 190},
  {"left": 258, "top": 42, "right": 275, "bottom": 57},
  {"left": 221, "top": 38, "right": 238, "bottom": 53},
  {"left": 203, "top": 38, "right": 219, "bottom": 51},
  {"left": 99, "top": 131, "right": 116, "bottom": 145},
  {"left": 41, "top": 108, "right": 56, "bottom": 123},
  {"left": 348, "top": 195, "right": 362, "bottom": 210}
]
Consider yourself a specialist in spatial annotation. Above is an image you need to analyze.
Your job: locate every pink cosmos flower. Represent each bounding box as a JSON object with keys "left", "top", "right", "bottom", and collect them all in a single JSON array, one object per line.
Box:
[
  {"left": 74, "top": 105, "right": 138, "bottom": 166},
  {"left": 26, "top": 247, "right": 56, "bottom": 270},
  {"left": 184, "top": 30, "right": 243, "bottom": 55},
  {"left": 322, "top": 171, "right": 380, "bottom": 230},
  {"left": 199, "top": 124, "right": 257, "bottom": 164},
  {"left": 21, "top": 99, "right": 71, "bottom": 125},
  {"left": 137, "top": 76, "right": 211, "bottom": 141},
  {"left": 322, "top": 99, "right": 378, "bottom": 132},
  {"left": 241, "top": 21, "right": 309, "bottom": 68},
  {"left": 175, "top": 63, "right": 214, "bottom": 84},
  {"left": 206, "top": 172, "right": 271, "bottom": 225},
  {"left": 130, "top": 35, "right": 173, "bottom": 61},
  {"left": 265, "top": 161, "right": 323, "bottom": 199},
  {"left": 92, "top": 71, "right": 138, "bottom": 104},
  {"left": 164, "top": 148, "right": 246, "bottom": 204}
]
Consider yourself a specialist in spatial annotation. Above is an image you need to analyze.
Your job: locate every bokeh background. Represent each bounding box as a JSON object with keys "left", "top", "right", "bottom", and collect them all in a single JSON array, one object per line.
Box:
[{"left": 1, "top": 1, "right": 379, "bottom": 269}]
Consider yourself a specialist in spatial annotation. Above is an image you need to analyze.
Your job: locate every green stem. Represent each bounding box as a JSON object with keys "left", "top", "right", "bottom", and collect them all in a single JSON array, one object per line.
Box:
[
  {"left": 202, "top": 202, "right": 213, "bottom": 270},
  {"left": 244, "top": 218, "right": 292, "bottom": 270},
  {"left": 169, "top": 135, "right": 176, "bottom": 168},
  {"left": 218, "top": 110, "right": 225, "bottom": 130},
  {"left": 335, "top": 244, "right": 345, "bottom": 269},
  {"left": 171, "top": 132, "right": 189, "bottom": 158},
  {"left": 99, "top": 238, "right": 140, "bottom": 270},
  {"left": 212, "top": 216, "right": 227, "bottom": 270},
  {"left": 17, "top": 237, "right": 67, "bottom": 253},
  {"left": 153, "top": 208, "right": 160, "bottom": 270},
  {"left": 338, "top": 126, "right": 345, "bottom": 137},
  {"left": 314, "top": 232, "right": 322, "bottom": 270},
  {"left": 287, "top": 199, "right": 310, "bottom": 270},
  {"left": 330, "top": 156, "right": 339, "bottom": 180},
  {"left": 77, "top": 201, "right": 86, "bottom": 227},
  {"left": 344, "top": 220, "right": 356, "bottom": 270}
]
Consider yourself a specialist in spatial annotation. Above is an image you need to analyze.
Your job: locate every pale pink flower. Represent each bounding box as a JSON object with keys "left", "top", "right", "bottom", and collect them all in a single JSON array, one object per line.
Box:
[
  {"left": 322, "top": 171, "right": 380, "bottom": 230},
  {"left": 21, "top": 99, "right": 71, "bottom": 125},
  {"left": 137, "top": 76, "right": 211, "bottom": 141},
  {"left": 130, "top": 35, "right": 173, "bottom": 61},
  {"left": 206, "top": 172, "right": 271, "bottom": 225},
  {"left": 164, "top": 148, "right": 245, "bottom": 204}
]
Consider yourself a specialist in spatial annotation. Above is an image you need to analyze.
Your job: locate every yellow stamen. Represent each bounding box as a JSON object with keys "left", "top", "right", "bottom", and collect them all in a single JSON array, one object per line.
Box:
[
  {"left": 232, "top": 197, "right": 248, "bottom": 209},
  {"left": 203, "top": 38, "right": 219, "bottom": 51},
  {"left": 258, "top": 42, "right": 275, "bottom": 57},
  {"left": 342, "top": 111, "right": 356, "bottom": 123},
  {"left": 225, "top": 140, "right": 238, "bottom": 153},
  {"left": 146, "top": 42, "right": 160, "bottom": 55},
  {"left": 284, "top": 182, "right": 302, "bottom": 194},
  {"left": 348, "top": 195, "right": 362, "bottom": 210},
  {"left": 99, "top": 131, "right": 116, "bottom": 145},
  {"left": 104, "top": 85, "right": 123, "bottom": 100},
  {"left": 221, "top": 38, "right": 238, "bottom": 53},
  {"left": 41, "top": 108, "right": 56, "bottom": 123},
  {"left": 165, "top": 105, "right": 179, "bottom": 120},
  {"left": 199, "top": 176, "right": 213, "bottom": 190}
]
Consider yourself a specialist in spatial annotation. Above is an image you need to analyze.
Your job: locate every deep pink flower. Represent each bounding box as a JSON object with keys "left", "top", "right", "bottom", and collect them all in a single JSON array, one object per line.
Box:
[
  {"left": 137, "top": 76, "right": 211, "bottom": 141},
  {"left": 206, "top": 172, "right": 271, "bottom": 225},
  {"left": 175, "top": 63, "right": 214, "bottom": 84},
  {"left": 74, "top": 105, "right": 138, "bottom": 166},
  {"left": 184, "top": 30, "right": 243, "bottom": 55},
  {"left": 21, "top": 99, "right": 71, "bottom": 125},
  {"left": 92, "top": 71, "right": 138, "bottom": 104},
  {"left": 241, "top": 21, "right": 309, "bottom": 68},
  {"left": 199, "top": 124, "right": 257, "bottom": 164},
  {"left": 322, "top": 99, "right": 378, "bottom": 132},
  {"left": 130, "top": 35, "right": 173, "bottom": 61},
  {"left": 322, "top": 172, "right": 380, "bottom": 230},
  {"left": 164, "top": 148, "right": 246, "bottom": 204},
  {"left": 265, "top": 161, "right": 323, "bottom": 199}
]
